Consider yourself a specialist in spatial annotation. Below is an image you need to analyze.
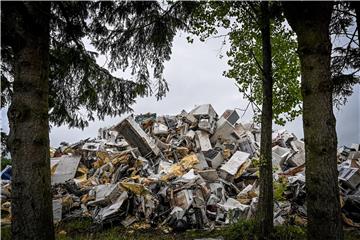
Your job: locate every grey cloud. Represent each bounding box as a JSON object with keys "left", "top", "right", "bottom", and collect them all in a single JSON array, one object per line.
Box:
[{"left": 1, "top": 34, "right": 358, "bottom": 148}]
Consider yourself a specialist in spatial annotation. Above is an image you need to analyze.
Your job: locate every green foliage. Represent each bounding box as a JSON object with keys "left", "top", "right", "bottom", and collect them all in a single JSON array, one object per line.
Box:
[
  {"left": 1, "top": 1, "right": 196, "bottom": 129},
  {"left": 190, "top": 2, "right": 302, "bottom": 125},
  {"left": 11, "top": 218, "right": 360, "bottom": 240},
  {"left": 56, "top": 218, "right": 93, "bottom": 236},
  {"left": 190, "top": 221, "right": 306, "bottom": 240},
  {"left": 219, "top": 219, "right": 258, "bottom": 240},
  {"left": 41, "top": 218, "right": 310, "bottom": 240},
  {"left": 49, "top": 1, "right": 142, "bottom": 128},
  {"left": 273, "top": 179, "right": 287, "bottom": 202},
  {"left": 88, "top": 1, "right": 197, "bottom": 100},
  {"left": 330, "top": 2, "right": 360, "bottom": 107},
  {"left": 251, "top": 157, "right": 260, "bottom": 168},
  {"left": 1, "top": 158, "right": 11, "bottom": 171},
  {"left": 272, "top": 225, "right": 306, "bottom": 240},
  {"left": 1, "top": 226, "right": 11, "bottom": 240},
  {"left": 344, "top": 229, "right": 360, "bottom": 240}
]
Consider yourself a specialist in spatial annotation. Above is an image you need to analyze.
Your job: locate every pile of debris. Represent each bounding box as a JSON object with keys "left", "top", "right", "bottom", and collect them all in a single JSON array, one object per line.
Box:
[
  {"left": 337, "top": 144, "right": 360, "bottom": 227},
  {"left": 1, "top": 104, "right": 359, "bottom": 231}
]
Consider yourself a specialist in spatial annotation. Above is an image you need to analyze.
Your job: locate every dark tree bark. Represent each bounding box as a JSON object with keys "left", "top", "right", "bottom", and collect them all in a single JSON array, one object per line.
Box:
[
  {"left": 352, "top": 2, "right": 360, "bottom": 46},
  {"left": 257, "top": 2, "right": 273, "bottom": 239},
  {"left": 7, "top": 2, "right": 55, "bottom": 239},
  {"left": 283, "top": 2, "right": 343, "bottom": 240}
]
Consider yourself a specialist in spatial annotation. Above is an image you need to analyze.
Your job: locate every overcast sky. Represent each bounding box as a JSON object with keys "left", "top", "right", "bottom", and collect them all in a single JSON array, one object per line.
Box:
[{"left": 1, "top": 32, "right": 359, "bottom": 148}]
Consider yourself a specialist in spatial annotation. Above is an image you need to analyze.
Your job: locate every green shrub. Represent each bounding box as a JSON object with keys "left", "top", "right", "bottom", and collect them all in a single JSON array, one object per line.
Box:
[
  {"left": 273, "top": 180, "right": 287, "bottom": 202},
  {"left": 215, "top": 220, "right": 306, "bottom": 240},
  {"left": 56, "top": 218, "right": 93, "bottom": 235},
  {"left": 1, "top": 158, "right": 11, "bottom": 171},
  {"left": 1, "top": 226, "right": 11, "bottom": 240},
  {"left": 220, "top": 220, "right": 257, "bottom": 240},
  {"left": 273, "top": 225, "right": 306, "bottom": 240}
]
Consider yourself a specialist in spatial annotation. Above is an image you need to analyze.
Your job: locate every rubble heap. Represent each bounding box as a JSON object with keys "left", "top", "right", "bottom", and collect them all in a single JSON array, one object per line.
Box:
[{"left": 1, "top": 104, "right": 359, "bottom": 230}]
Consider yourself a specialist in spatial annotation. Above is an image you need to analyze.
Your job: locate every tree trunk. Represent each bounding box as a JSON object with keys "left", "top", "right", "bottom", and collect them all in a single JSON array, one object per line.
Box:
[
  {"left": 7, "top": 2, "right": 54, "bottom": 239},
  {"left": 283, "top": 2, "right": 343, "bottom": 240},
  {"left": 352, "top": 2, "right": 360, "bottom": 46},
  {"left": 257, "top": 2, "right": 273, "bottom": 239}
]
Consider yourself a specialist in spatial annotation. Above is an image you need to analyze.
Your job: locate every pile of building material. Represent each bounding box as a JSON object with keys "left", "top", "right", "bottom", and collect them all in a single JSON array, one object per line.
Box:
[{"left": 1, "top": 104, "right": 359, "bottom": 231}]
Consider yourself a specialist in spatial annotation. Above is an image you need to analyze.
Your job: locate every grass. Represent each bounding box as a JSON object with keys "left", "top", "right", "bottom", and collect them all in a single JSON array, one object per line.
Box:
[
  {"left": 0, "top": 226, "right": 11, "bottom": 240},
  {"left": 2, "top": 219, "right": 359, "bottom": 240}
]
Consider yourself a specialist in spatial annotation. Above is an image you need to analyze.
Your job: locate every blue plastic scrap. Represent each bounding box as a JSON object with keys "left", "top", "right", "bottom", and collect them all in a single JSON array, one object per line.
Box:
[{"left": 1, "top": 165, "right": 12, "bottom": 180}]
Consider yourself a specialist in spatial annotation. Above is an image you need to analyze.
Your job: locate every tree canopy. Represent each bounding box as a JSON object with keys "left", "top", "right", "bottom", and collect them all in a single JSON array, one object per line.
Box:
[
  {"left": 188, "top": 1, "right": 360, "bottom": 124},
  {"left": 189, "top": 1, "right": 301, "bottom": 125},
  {"left": 1, "top": 1, "right": 196, "bottom": 128},
  {"left": 330, "top": 2, "right": 360, "bottom": 107},
  {"left": 1, "top": 2, "right": 359, "bottom": 240},
  {"left": 1, "top": 1, "right": 198, "bottom": 239}
]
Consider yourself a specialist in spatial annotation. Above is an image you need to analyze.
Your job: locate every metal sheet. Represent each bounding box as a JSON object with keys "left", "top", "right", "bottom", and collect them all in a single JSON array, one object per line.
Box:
[
  {"left": 51, "top": 155, "right": 81, "bottom": 185},
  {"left": 220, "top": 151, "right": 250, "bottom": 176}
]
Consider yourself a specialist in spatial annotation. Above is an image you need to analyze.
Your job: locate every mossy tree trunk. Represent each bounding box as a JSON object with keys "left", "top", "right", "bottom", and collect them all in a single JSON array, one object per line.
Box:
[
  {"left": 7, "top": 2, "right": 55, "bottom": 239},
  {"left": 283, "top": 2, "right": 343, "bottom": 240},
  {"left": 257, "top": 2, "right": 274, "bottom": 239}
]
